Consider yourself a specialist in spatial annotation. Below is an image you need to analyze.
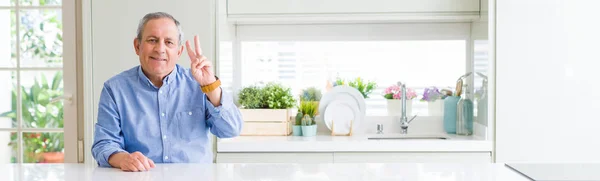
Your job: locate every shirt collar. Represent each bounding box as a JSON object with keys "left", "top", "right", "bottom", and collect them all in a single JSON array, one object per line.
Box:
[{"left": 137, "top": 65, "right": 178, "bottom": 88}]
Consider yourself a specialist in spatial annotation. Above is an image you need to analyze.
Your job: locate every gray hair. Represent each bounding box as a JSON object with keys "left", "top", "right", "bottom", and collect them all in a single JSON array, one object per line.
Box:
[{"left": 136, "top": 12, "right": 184, "bottom": 45}]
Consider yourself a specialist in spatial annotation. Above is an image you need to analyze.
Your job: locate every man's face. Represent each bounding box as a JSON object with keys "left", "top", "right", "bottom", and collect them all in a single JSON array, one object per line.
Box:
[{"left": 134, "top": 18, "right": 183, "bottom": 78}]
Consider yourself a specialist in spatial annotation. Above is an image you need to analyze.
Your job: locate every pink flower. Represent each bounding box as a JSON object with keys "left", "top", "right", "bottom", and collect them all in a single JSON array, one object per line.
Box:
[
  {"left": 384, "top": 85, "right": 401, "bottom": 95},
  {"left": 383, "top": 85, "right": 416, "bottom": 100}
]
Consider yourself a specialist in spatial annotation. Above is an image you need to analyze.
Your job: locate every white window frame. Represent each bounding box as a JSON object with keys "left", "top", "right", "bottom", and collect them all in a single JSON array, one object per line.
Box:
[{"left": 226, "top": 23, "right": 474, "bottom": 115}]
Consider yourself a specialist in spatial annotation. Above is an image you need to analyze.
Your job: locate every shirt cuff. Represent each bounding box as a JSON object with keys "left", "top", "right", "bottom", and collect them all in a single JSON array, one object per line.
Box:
[
  {"left": 98, "top": 148, "right": 127, "bottom": 167},
  {"left": 206, "top": 88, "right": 234, "bottom": 115}
]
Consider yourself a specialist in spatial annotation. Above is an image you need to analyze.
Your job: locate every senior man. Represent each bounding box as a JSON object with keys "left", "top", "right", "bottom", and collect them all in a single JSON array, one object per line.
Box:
[{"left": 91, "top": 12, "right": 243, "bottom": 172}]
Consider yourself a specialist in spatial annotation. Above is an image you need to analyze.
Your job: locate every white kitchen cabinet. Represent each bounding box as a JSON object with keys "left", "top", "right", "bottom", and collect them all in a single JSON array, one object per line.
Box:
[
  {"left": 216, "top": 152, "right": 491, "bottom": 163},
  {"left": 333, "top": 152, "right": 492, "bottom": 163},
  {"left": 216, "top": 153, "right": 334, "bottom": 163},
  {"left": 225, "top": 0, "right": 481, "bottom": 23},
  {"left": 495, "top": 0, "right": 600, "bottom": 163},
  {"left": 227, "top": 0, "right": 479, "bottom": 15}
]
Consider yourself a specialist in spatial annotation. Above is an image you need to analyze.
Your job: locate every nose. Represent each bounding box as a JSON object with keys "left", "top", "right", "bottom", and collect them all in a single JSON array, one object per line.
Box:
[{"left": 153, "top": 41, "right": 166, "bottom": 54}]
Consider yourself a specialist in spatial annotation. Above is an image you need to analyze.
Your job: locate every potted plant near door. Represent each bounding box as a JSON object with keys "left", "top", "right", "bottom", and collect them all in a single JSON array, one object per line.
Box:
[{"left": 1, "top": 72, "right": 65, "bottom": 163}]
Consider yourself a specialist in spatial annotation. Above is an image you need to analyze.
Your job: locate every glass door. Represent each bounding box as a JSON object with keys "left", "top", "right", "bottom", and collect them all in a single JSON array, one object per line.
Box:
[{"left": 0, "top": 0, "right": 77, "bottom": 163}]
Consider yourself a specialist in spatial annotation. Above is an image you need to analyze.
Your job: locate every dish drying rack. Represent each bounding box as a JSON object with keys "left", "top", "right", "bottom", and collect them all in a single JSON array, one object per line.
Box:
[{"left": 330, "top": 118, "right": 353, "bottom": 136}]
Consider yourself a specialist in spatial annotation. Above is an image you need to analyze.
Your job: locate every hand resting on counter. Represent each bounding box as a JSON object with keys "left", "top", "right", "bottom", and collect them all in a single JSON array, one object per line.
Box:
[{"left": 108, "top": 151, "right": 155, "bottom": 172}]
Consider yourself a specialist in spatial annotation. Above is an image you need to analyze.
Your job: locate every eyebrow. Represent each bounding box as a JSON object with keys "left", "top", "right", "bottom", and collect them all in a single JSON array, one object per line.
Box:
[{"left": 145, "top": 36, "right": 175, "bottom": 41}]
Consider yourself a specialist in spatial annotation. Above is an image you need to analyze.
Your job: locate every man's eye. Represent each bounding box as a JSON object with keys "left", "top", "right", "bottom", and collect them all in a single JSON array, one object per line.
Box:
[
  {"left": 147, "top": 39, "right": 157, "bottom": 43},
  {"left": 167, "top": 41, "right": 174, "bottom": 45}
]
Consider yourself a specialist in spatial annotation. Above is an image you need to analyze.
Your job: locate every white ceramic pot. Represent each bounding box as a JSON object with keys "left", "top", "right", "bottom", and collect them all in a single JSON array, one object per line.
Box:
[
  {"left": 427, "top": 99, "right": 445, "bottom": 116},
  {"left": 387, "top": 99, "right": 412, "bottom": 116}
]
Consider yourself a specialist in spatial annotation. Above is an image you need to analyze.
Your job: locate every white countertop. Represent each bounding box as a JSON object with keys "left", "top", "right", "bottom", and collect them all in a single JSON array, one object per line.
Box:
[
  {"left": 217, "top": 133, "right": 492, "bottom": 152},
  {"left": 2, "top": 163, "right": 528, "bottom": 181},
  {"left": 506, "top": 163, "right": 600, "bottom": 181}
]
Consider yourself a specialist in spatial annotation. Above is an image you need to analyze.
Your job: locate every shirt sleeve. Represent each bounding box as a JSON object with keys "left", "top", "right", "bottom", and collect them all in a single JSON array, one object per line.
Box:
[
  {"left": 205, "top": 88, "right": 244, "bottom": 138},
  {"left": 91, "top": 83, "right": 127, "bottom": 167}
]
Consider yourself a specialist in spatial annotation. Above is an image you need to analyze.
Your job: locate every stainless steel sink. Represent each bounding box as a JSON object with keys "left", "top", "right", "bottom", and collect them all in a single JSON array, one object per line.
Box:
[{"left": 367, "top": 134, "right": 450, "bottom": 140}]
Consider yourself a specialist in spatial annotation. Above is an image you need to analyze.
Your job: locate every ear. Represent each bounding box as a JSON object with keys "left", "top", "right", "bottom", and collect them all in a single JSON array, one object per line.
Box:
[
  {"left": 177, "top": 44, "right": 184, "bottom": 57},
  {"left": 133, "top": 38, "right": 140, "bottom": 55}
]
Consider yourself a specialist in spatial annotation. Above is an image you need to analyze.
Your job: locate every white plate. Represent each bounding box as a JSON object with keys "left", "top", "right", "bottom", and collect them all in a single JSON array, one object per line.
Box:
[
  {"left": 323, "top": 100, "right": 358, "bottom": 134},
  {"left": 319, "top": 85, "right": 366, "bottom": 131},
  {"left": 319, "top": 86, "right": 365, "bottom": 119},
  {"left": 321, "top": 93, "right": 359, "bottom": 132}
]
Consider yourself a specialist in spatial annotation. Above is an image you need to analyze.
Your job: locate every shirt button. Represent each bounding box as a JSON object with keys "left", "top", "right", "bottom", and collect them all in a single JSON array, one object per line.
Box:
[
  {"left": 161, "top": 113, "right": 165, "bottom": 117},
  {"left": 188, "top": 112, "right": 192, "bottom": 115},
  {"left": 162, "top": 135, "right": 167, "bottom": 140},
  {"left": 164, "top": 156, "right": 169, "bottom": 160},
  {"left": 159, "top": 90, "right": 163, "bottom": 94}
]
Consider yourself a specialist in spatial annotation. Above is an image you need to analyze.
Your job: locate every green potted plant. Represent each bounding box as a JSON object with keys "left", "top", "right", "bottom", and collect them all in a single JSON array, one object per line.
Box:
[
  {"left": 299, "top": 101, "right": 318, "bottom": 136},
  {"left": 293, "top": 112, "right": 304, "bottom": 136},
  {"left": 292, "top": 87, "right": 322, "bottom": 136},
  {"left": 335, "top": 77, "right": 377, "bottom": 98},
  {"left": 299, "top": 87, "right": 322, "bottom": 102},
  {"left": 1, "top": 72, "right": 64, "bottom": 163},
  {"left": 237, "top": 82, "right": 296, "bottom": 135}
]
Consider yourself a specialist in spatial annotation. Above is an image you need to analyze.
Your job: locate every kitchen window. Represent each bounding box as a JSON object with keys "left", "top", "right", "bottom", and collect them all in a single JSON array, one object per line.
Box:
[{"left": 219, "top": 23, "right": 489, "bottom": 116}]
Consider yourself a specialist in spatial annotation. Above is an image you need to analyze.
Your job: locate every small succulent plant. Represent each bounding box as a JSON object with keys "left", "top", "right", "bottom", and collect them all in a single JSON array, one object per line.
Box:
[
  {"left": 301, "top": 114, "right": 314, "bottom": 126},
  {"left": 295, "top": 112, "right": 304, "bottom": 126}
]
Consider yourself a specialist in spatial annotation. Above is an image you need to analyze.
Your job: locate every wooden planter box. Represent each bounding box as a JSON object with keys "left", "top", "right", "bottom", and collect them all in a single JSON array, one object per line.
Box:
[
  {"left": 241, "top": 120, "right": 293, "bottom": 136},
  {"left": 239, "top": 109, "right": 295, "bottom": 136}
]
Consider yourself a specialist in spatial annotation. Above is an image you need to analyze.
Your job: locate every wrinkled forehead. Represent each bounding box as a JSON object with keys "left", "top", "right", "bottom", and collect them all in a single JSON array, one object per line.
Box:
[{"left": 141, "top": 18, "right": 179, "bottom": 40}]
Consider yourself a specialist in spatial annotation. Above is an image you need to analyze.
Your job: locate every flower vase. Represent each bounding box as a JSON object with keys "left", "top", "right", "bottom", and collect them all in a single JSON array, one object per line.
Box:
[
  {"left": 387, "top": 99, "right": 412, "bottom": 116},
  {"left": 427, "top": 100, "right": 444, "bottom": 116}
]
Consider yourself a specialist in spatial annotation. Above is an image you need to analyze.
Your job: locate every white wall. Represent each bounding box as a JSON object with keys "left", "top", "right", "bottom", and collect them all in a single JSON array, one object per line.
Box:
[
  {"left": 86, "top": 0, "right": 216, "bottom": 164},
  {"left": 496, "top": 0, "right": 600, "bottom": 163}
]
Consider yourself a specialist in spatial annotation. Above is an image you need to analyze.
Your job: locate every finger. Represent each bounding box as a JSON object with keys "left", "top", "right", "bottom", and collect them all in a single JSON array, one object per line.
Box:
[
  {"left": 195, "top": 56, "right": 208, "bottom": 68},
  {"left": 191, "top": 60, "right": 200, "bottom": 76},
  {"left": 149, "top": 159, "right": 156, "bottom": 168},
  {"left": 129, "top": 153, "right": 145, "bottom": 171},
  {"left": 185, "top": 40, "right": 197, "bottom": 62},
  {"left": 202, "top": 57, "right": 212, "bottom": 68},
  {"left": 198, "top": 60, "right": 209, "bottom": 70},
  {"left": 120, "top": 164, "right": 131, "bottom": 172},
  {"left": 194, "top": 36, "right": 203, "bottom": 56},
  {"left": 127, "top": 163, "right": 139, "bottom": 172},
  {"left": 191, "top": 57, "right": 200, "bottom": 68},
  {"left": 136, "top": 156, "right": 151, "bottom": 171},
  {"left": 134, "top": 159, "right": 146, "bottom": 171}
]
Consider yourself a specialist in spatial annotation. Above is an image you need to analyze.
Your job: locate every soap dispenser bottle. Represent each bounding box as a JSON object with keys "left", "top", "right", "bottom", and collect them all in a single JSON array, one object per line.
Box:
[{"left": 456, "top": 83, "right": 474, "bottom": 135}]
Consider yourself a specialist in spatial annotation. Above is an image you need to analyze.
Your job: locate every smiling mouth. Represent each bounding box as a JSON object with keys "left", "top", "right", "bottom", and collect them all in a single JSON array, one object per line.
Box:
[{"left": 150, "top": 56, "right": 167, "bottom": 61}]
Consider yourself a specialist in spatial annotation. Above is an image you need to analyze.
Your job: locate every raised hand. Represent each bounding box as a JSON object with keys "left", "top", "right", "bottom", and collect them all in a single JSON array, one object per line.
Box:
[{"left": 186, "top": 35, "right": 216, "bottom": 86}]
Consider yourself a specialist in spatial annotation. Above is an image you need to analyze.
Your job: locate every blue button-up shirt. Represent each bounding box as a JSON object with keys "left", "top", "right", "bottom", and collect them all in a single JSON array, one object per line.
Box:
[{"left": 91, "top": 64, "right": 243, "bottom": 167}]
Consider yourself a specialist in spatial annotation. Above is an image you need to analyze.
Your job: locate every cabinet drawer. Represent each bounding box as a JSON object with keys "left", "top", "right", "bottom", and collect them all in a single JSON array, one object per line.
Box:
[
  {"left": 216, "top": 153, "right": 333, "bottom": 163},
  {"left": 334, "top": 152, "right": 491, "bottom": 163}
]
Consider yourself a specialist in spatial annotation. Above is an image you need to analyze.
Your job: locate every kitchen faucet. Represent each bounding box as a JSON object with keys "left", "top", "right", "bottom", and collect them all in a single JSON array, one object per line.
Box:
[{"left": 398, "top": 82, "right": 418, "bottom": 134}]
